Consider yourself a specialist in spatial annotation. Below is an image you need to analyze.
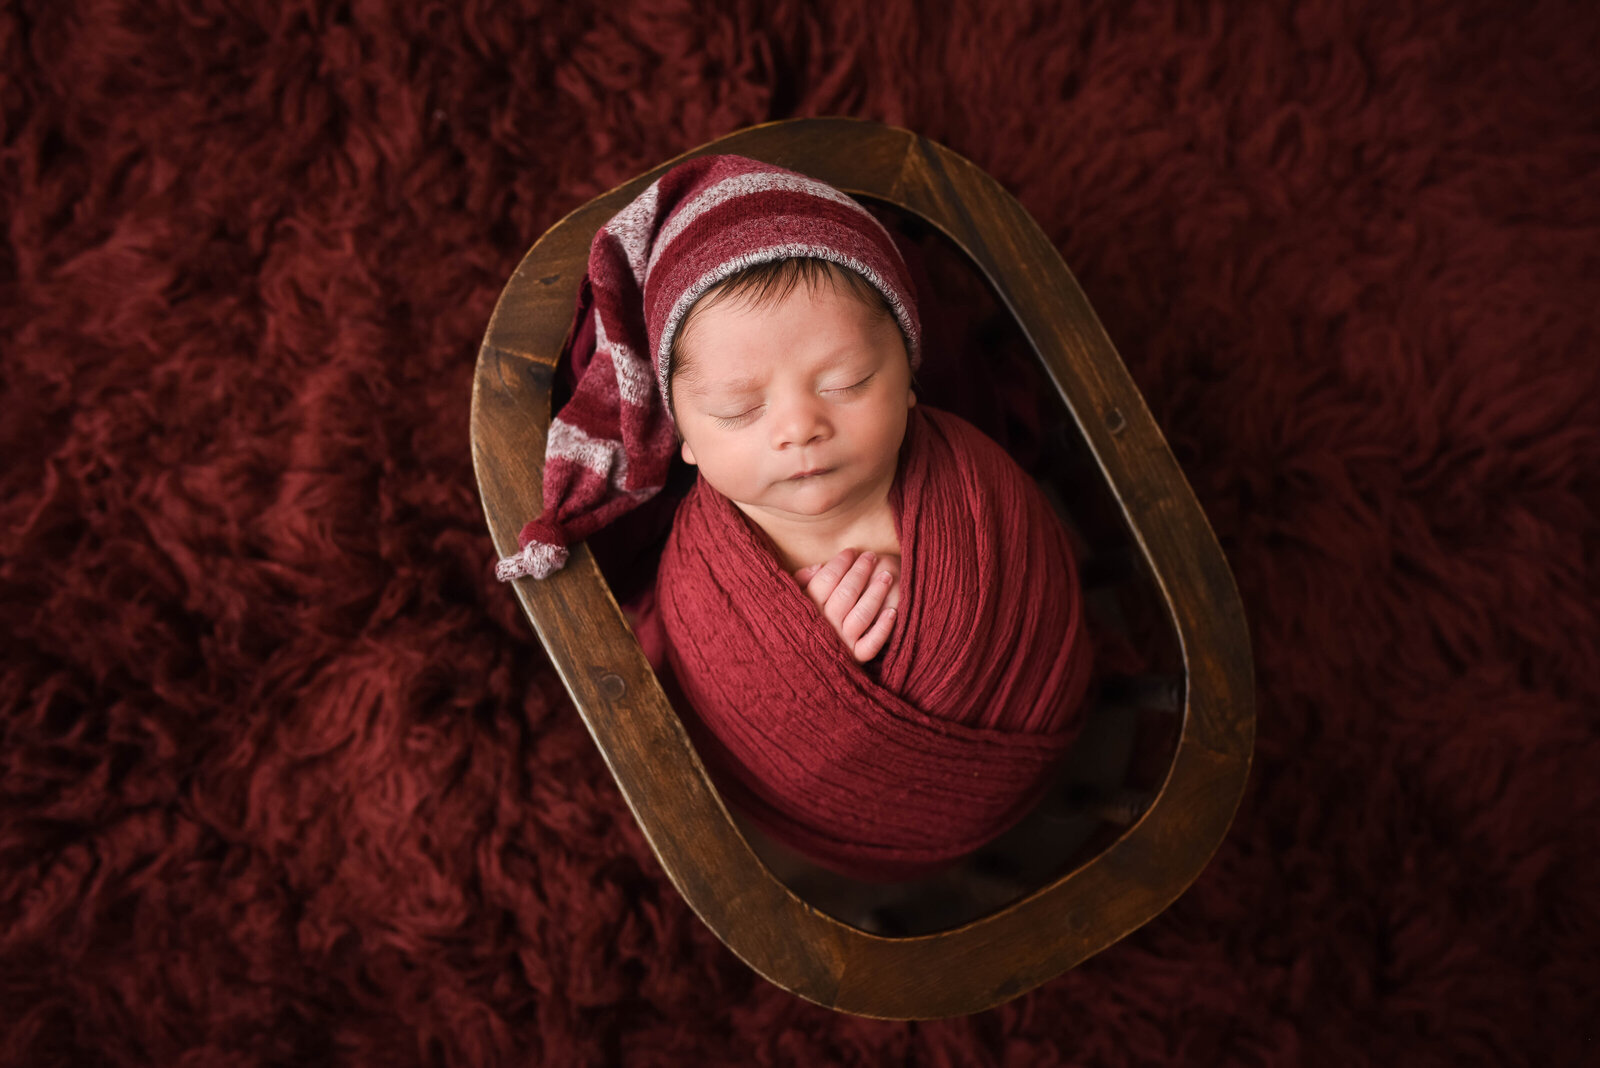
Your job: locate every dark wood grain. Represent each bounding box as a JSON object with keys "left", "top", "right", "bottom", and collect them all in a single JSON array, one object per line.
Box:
[{"left": 470, "top": 117, "right": 1255, "bottom": 1019}]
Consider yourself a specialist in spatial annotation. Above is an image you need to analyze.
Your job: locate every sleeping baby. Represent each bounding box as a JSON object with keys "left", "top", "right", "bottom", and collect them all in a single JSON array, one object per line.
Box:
[
  {"left": 497, "top": 155, "right": 1096, "bottom": 881},
  {"left": 667, "top": 254, "right": 910, "bottom": 664}
]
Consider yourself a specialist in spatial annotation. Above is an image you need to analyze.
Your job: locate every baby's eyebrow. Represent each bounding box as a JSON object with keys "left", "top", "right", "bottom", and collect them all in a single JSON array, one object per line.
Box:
[{"left": 680, "top": 375, "right": 764, "bottom": 399}]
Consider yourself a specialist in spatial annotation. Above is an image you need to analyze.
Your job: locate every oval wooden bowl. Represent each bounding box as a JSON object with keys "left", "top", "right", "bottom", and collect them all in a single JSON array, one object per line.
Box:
[{"left": 471, "top": 117, "right": 1254, "bottom": 1019}]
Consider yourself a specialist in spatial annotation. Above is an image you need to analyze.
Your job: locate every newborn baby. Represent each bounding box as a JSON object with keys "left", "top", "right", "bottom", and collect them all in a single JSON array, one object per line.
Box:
[{"left": 497, "top": 154, "right": 1095, "bottom": 881}]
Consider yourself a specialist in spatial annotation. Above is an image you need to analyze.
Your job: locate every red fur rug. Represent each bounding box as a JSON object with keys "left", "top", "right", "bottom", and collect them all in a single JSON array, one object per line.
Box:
[{"left": 3, "top": 1, "right": 1597, "bottom": 1064}]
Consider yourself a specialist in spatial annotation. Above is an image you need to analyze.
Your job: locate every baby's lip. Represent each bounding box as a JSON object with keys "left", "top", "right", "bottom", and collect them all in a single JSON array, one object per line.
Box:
[{"left": 787, "top": 467, "right": 832, "bottom": 480}]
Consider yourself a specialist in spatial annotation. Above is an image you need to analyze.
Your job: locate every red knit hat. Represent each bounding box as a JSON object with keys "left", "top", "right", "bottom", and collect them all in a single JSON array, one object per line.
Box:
[{"left": 495, "top": 154, "right": 922, "bottom": 582}]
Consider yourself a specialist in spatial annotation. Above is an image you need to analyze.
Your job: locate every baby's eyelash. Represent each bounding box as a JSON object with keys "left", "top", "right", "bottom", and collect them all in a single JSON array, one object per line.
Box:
[
  {"left": 830, "top": 374, "right": 875, "bottom": 394},
  {"left": 713, "top": 408, "right": 761, "bottom": 429}
]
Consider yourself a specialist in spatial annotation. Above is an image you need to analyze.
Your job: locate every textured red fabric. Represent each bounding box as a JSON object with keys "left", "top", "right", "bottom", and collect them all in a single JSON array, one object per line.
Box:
[
  {"left": 4, "top": 0, "right": 1598, "bottom": 1064},
  {"left": 657, "top": 405, "right": 1094, "bottom": 881},
  {"left": 497, "top": 153, "right": 919, "bottom": 580}
]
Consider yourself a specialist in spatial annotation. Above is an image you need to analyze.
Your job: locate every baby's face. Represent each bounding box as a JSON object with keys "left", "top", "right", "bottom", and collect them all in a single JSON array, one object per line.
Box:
[{"left": 672, "top": 278, "right": 915, "bottom": 529}]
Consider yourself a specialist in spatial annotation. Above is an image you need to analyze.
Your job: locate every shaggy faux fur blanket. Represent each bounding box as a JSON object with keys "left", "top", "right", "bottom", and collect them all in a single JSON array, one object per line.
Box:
[
  {"left": 657, "top": 405, "right": 1095, "bottom": 882},
  {"left": 4, "top": 1, "right": 1597, "bottom": 1064}
]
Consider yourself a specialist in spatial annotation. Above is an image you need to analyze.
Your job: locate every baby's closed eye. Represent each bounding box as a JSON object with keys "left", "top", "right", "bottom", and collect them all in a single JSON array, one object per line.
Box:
[
  {"left": 712, "top": 406, "right": 763, "bottom": 428},
  {"left": 826, "top": 373, "right": 875, "bottom": 395}
]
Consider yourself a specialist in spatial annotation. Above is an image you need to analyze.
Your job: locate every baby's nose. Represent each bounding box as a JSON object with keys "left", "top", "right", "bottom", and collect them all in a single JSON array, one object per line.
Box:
[{"left": 771, "top": 395, "right": 830, "bottom": 448}]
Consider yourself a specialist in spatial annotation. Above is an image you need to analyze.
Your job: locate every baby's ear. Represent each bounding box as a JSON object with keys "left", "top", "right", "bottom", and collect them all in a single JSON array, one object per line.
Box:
[{"left": 680, "top": 438, "right": 698, "bottom": 465}]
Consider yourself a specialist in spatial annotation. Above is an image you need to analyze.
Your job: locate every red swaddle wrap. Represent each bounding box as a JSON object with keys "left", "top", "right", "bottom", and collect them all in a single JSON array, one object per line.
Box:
[{"left": 658, "top": 405, "right": 1096, "bottom": 882}]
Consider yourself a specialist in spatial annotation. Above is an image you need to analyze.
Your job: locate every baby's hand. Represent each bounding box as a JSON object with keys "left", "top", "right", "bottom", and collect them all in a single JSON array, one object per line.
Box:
[{"left": 793, "top": 549, "right": 901, "bottom": 663}]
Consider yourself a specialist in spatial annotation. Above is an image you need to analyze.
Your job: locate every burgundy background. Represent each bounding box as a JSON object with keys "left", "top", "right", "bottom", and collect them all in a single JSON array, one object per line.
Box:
[{"left": 3, "top": 1, "right": 1598, "bottom": 1064}]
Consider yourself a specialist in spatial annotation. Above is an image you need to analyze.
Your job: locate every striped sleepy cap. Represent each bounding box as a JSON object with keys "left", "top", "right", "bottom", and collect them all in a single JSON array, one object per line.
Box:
[{"left": 495, "top": 154, "right": 922, "bottom": 582}]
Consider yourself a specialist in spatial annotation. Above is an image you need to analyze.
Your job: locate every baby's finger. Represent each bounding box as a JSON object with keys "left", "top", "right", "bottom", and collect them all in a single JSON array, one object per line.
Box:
[
  {"left": 852, "top": 606, "right": 898, "bottom": 663},
  {"left": 793, "top": 564, "right": 818, "bottom": 586},
  {"left": 823, "top": 551, "right": 878, "bottom": 626},
  {"left": 840, "top": 568, "right": 894, "bottom": 644},
  {"left": 802, "top": 549, "right": 857, "bottom": 604}
]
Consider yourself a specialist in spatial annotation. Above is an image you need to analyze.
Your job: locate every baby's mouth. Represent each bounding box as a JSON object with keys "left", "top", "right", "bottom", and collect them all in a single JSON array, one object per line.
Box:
[{"left": 787, "top": 467, "right": 832, "bottom": 481}]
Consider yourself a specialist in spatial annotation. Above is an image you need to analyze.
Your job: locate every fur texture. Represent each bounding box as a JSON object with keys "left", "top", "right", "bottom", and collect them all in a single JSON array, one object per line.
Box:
[{"left": 2, "top": 0, "right": 1597, "bottom": 1064}]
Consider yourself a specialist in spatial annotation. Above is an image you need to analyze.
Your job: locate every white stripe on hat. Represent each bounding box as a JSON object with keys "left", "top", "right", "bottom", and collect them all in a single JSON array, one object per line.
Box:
[
  {"left": 547, "top": 417, "right": 632, "bottom": 488},
  {"left": 596, "top": 313, "right": 653, "bottom": 407},
  {"left": 603, "top": 178, "right": 662, "bottom": 285},
  {"left": 646, "top": 171, "right": 873, "bottom": 277}
]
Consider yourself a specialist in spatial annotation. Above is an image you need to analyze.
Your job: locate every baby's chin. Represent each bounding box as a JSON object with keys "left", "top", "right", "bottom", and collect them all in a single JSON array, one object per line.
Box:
[{"left": 761, "top": 472, "right": 885, "bottom": 518}]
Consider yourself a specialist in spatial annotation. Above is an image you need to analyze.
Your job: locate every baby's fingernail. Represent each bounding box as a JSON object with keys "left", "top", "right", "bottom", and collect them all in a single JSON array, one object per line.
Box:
[
  {"left": 861, "top": 550, "right": 876, "bottom": 562},
  {"left": 877, "top": 570, "right": 891, "bottom": 582}
]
